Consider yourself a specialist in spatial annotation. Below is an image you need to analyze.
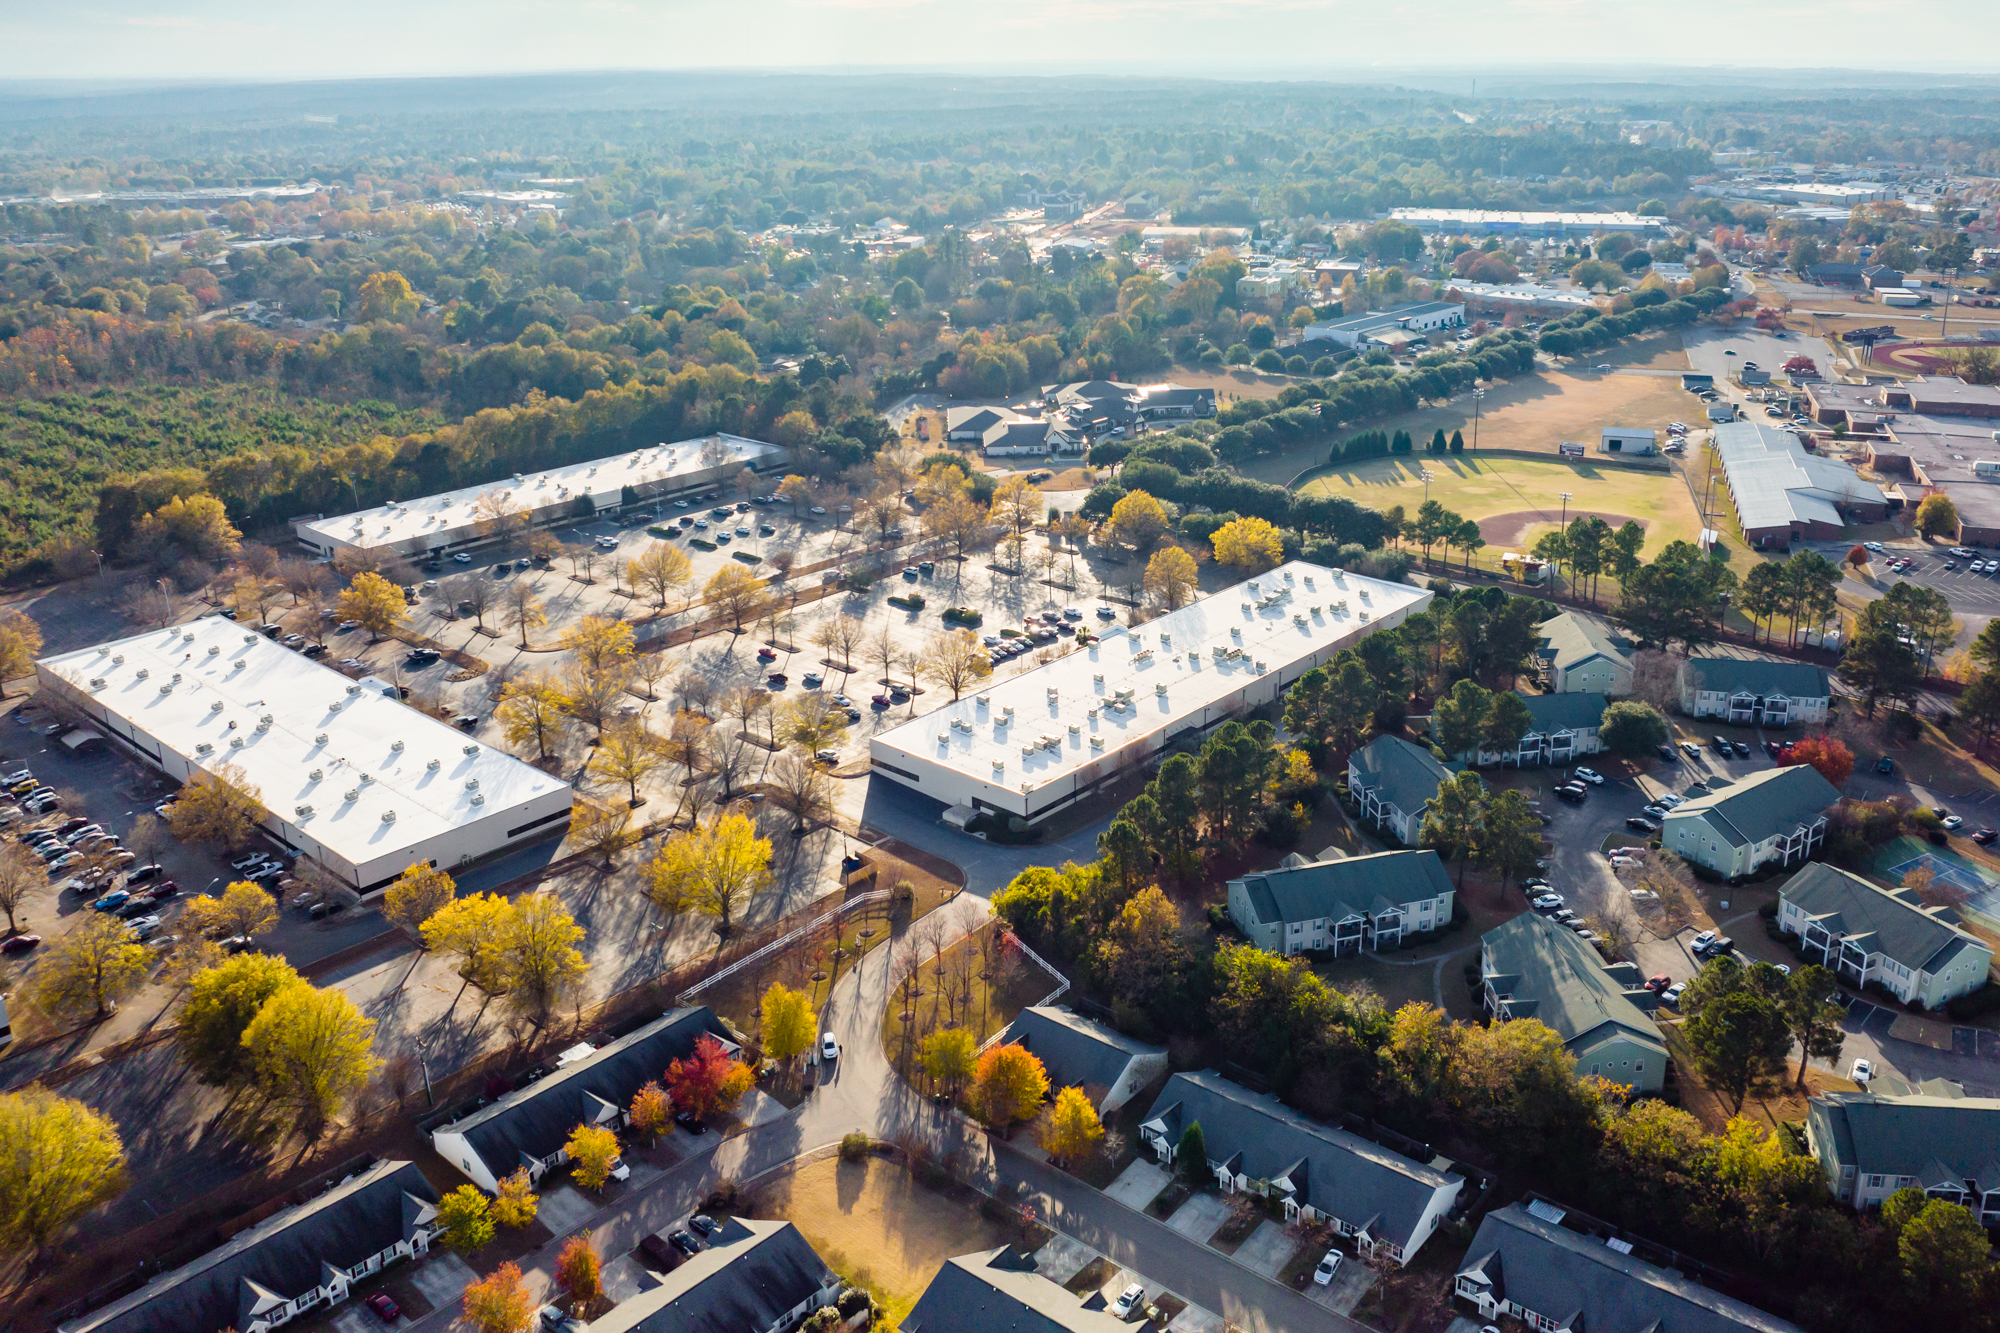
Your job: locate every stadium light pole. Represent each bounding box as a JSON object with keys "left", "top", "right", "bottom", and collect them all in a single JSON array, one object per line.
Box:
[{"left": 1472, "top": 387, "right": 1486, "bottom": 451}]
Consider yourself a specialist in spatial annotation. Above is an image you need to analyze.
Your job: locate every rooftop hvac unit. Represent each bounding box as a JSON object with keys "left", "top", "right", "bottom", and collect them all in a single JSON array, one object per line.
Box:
[
  {"left": 194, "top": 741, "right": 213, "bottom": 754},
  {"left": 1022, "top": 744, "right": 1036, "bottom": 756},
  {"left": 1242, "top": 601, "right": 1253, "bottom": 612},
  {"left": 1359, "top": 610, "right": 1370, "bottom": 622},
  {"left": 344, "top": 789, "right": 360, "bottom": 802},
  {"left": 1283, "top": 570, "right": 1294, "bottom": 583},
  {"left": 1304, "top": 576, "right": 1316, "bottom": 590},
  {"left": 159, "top": 684, "right": 173, "bottom": 695},
  {"left": 310, "top": 769, "right": 323, "bottom": 780},
  {"left": 1155, "top": 683, "right": 1168, "bottom": 695},
  {"left": 229, "top": 736, "right": 244, "bottom": 748},
  {"left": 381, "top": 810, "right": 397, "bottom": 823},
  {"left": 427, "top": 759, "right": 441, "bottom": 771},
  {"left": 359, "top": 773, "right": 373, "bottom": 785},
  {"left": 462, "top": 743, "right": 479, "bottom": 755},
  {"left": 231, "top": 659, "right": 246, "bottom": 670},
  {"left": 112, "top": 655, "right": 124, "bottom": 665},
  {"left": 134, "top": 667, "right": 147, "bottom": 679},
  {"left": 295, "top": 804, "right": 314, "bottom": 818},
  {"left": 88, "top": 677, "right": 104, "bottom": 689},
  {"left": 465, "top": 778, "right": 480, "bottom": 791},
  {"left": 242, "top": 634, "right": 256, "bottom": 644},
  {"left": 1092, "top": 673, "right": 1104, "bottom": 685},
  {"left": 256, "top": 718, "right": 272, "bottom": 732},
  {"left": 975, "top": 694, "right": 991, "bottom": 707},
  {"left": 1068, "top": 724, "right": 1080, "bottom": 736},
  {"left": 1294, "top": 614, "right": 1307, "bottom": 626},
  {"left": 210, "top": 701, "right": 224, "bottom": 712},
  {"left": 207, "top": 645, "right": 220, "bottom": 656},
  {"left": 470, "top": 795, "right": 484, "bottom": 806},
  {"left": 1047, "top": 687, "right": 1060, "bottom": 699},
  {"left": 938, "top": 732, "right": 950, "bottom": 744},
  {"left": 390, "top": 739, "right": 403, "bottom": 750},
  {"left": 172, "top": 672, "right": 182, "bottom": 683},
  {"left": 345, "top": 684, "right": 362, "bottom": 695},
  {"left": 316, "top": 733, "right": 329, "bottom": 745},
  {"left": 1090, "top": 734, "right": 1105, "bottom": 748}
]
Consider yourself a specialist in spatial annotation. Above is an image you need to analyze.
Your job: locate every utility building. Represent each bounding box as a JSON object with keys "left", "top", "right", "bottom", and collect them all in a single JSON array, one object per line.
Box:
[
  {"left": 868, "top": 562, "right": 1430, "bottom": 825},
  {"left": 36, "top": 620, "right": 573, "bottom": 892}
]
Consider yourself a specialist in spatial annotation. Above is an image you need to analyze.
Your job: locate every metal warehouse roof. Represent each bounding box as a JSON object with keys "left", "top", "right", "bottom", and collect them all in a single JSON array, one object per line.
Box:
[
  {"left": 871, "top": 561, "right": 1429, "bottom": 799},
  {"left": 1711, "top": 422, "right": 1886, "bottom": 531},
  {"left": 38, "top": 618, "right": 566, "bottom": 868}
]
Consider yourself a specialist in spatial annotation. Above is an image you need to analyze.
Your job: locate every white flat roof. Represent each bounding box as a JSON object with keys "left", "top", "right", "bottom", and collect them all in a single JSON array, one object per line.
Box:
[
  {"left": 872, "top": 562, "right": 1428, "bottom": 796},
  {"left": 38, "top": 618, "right": 568, "bottom": 866},
  {"left": 1389, "top": 208, "right": 1667, "bottom": 229},
  {"left": 293, "top": 434, "right": 785, "bottom": 554}
]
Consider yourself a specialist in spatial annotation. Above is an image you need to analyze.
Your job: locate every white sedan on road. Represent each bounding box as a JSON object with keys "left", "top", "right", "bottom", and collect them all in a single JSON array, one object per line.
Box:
[{"left": 820, "top": 1031, "right": 840, "bottom": 1062}]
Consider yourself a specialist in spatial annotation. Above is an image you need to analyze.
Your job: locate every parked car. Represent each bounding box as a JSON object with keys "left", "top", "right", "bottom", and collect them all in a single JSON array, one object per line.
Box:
[
  {"left": 821, "top": 1031, "right": 840, "bottom": 1062},
  {"left": 1975, "top": 829, "right": 1998, "bottom": 846},
  {"left": 1109, "top": 1284, "right": 1148, "bottom": 1319},
  {"left": 1643, "top": 974, "right": 1672, "bottom": 992},
  {"left": 675, "top": 1110, "right": 707, "bottom": 1135},
  {"left": 1850, "top": 1058, "right": 1874, "bottom": 1083},
  {"left": 126, "top": 863, "right": 165, "bottom": 884},
  {"left": 1942, "top": 814, "right": 1966, "bottom": 831},
  {"left": 639, "top": 1233, "right": 679, "bottom": 1269},
  {"left": 1641, "top": 804, "right": 1670, "bottom": 820},
  {"left": 1691, "top": 929, "right": 1717, "bottom": 953},
  {"left": 1626, "top": 817, "right": 1660, "bottom": 833},
  {"left": 669, "top": 1230, "right": 704, "bottom": 1257},
  {"left": 1555, "top": 785, "right": 1586, "bottom": 803},
  {"left": 0, "top": 933, "right": 40, "bottom": 953},
  {"left": 1679, "top": 741, "right": 1702, "bottom": 758},
  {"left": 1876, "top": 756, "right": 1895, "bottom": 774},
  {"left": 1658, "top": 743, "right": 1679, "bottom": 761},
  {"left": 1661, "top": 982, "right": 1688, "bottom": 1008},
  {"left": 689, "top": 1214, "right": 719, "bottom": 1236},
  {"left": 1572, "top": 768, "right": 1604, "bottom": 785}
]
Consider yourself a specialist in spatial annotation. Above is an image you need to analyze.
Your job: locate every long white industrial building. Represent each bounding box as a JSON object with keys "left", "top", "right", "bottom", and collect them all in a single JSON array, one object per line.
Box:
[
  {"left": 290, "top": 433, "right": 789, "bottom": 562},
  {"left": 36, "top": 619, "right": 574, "bottom": 892},
  {"left": 869, "top": 561, "right": 1431, "bottom": 824}
]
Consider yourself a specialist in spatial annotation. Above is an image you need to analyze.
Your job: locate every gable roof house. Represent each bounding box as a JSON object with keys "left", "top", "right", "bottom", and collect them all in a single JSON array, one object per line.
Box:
[
  {"left": 1807, "top": 1088, "right": 2000, "bottom": 1220},
  {"left": 63, "top": 1160, "right": 440, "bottom": 1333},
  {"left": 1347, "top": 735, "right": 1458, "bottom": 846},
  {"left": 945, "top": 406, "right": 1011, "bottom": 442},
  {"left": 1480, "top": 913, "right": 1667, "bottom": 1093},
  {"left": 1661, "top": 765, "right": 1840, "bottom": 879},
  {"left": 1534, "top": 612, "right": 1633, "bottom": 695},
  {"left": 905, "top": 1247, "right": 1134, "bottom": 1333},
  {"left": 1778, "top": 862, "right": 1993, "bottom": 1010},
  {"left": 1138, "top": 1071, "right": 1463, "bottom": 1265},
  {"left": 1679, "top": 655, "right": 1831, "bottom": 727},
  {"left": 431, "top": 1007, "right": 734, "bottom": 1192},
  {"left": 1454, "top": 1202, "right": 1801, "bottom": 1333},
  {"left": 1432, "top": 692, "right": 1609, "bottom": 768},
  {"left": 1227, "top": 848, "right": 1456, "bottom": 957},
  {"left": 996, "top": 1006, "right": 1167, "bottom": 1115},
  {"left": 586, "top": 1217, "right": 841, "bottom": 1333},
  {"left": 1132, "top": 383, "right": 1217, "bottom": 420}
]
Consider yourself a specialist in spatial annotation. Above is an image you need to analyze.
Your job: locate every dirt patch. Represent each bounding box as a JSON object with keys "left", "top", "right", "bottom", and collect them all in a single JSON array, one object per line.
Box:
[
  {"left": 745, "top": 1156, "right": 1016, "bottom": 1308},
  {"left": 1477, "top": 509, "right": 1642, "bottom": 547}
]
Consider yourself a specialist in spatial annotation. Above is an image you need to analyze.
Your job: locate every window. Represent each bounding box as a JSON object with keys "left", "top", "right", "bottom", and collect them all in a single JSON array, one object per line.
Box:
[{"left": 1635, "top": 1060, "right": 1644, "bottom": 1073}]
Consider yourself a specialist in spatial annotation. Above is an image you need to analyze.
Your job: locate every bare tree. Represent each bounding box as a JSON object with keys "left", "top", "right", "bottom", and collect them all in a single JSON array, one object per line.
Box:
[
  {"left": 631, "top": 650, "right": 672, "bottom": 703},
  {"left": 447, "top": 573, "right": 498, "bottom": 632},
  {"left": 0, "top": 844, "right": 43, "bottom": 932},
  {"left": 870, "top": 621, "right": 900, "bottom": 689},
  {"left": 676, "top": 670, "right": 717, "bottom": 717},
  {"left": 1630, "top": 649, "right": 1684, "bottom": 714},
  {"left": 812, "top": 614, "right": 866, "bottom": 671},
  {"left": 770, "top": 752, "right": 833, "bottom": 834},
  {"left": 706, "top": 730, "right": 754, "bottom": 799}
]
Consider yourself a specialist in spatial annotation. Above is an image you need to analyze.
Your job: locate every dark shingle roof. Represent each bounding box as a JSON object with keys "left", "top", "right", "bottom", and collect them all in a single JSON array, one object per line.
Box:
[
  {"left": 1517, "top": 691, "right": 1610, "bottom": 733},
  {"left": 998, "top": 1007, "right": 1161, "bottom": 1098},
  {"left": 1349, "top": 735, "right": 1455, "bottom": 815},
  {"left": 449, "top": 1007, "right": 731, "bottom": 1183},
  {"left": 1138, "top": 1072, "right": 1459, "bottom": 1251},
  {"left": 65, "top": 1161, "right": 437, "bottom": 1333},
  {"left": 1810, "top": 1090, "right": 2000, "bottom": 1188},
  {"left": 905, "top": 1248, "right": 1133, "bottom": 1333},
  {"left": 1535, "top": 613, "right": 1633, "bottom": 674},
  {"left": 586, "top": 1218, "right": 833, "bottom": 1333},
  {"left": 1480, "top": 913, "right": 1666, "bottom": 1061},
  {"left": 1781, "top": 862, "right": 1987, "bottom": 975},
  {"left": 1457, "top": 1203, "right": 1800, "bottom": 1333},
  {"left": 1233, "top": 849, "right": 1454, "bottom": 926},
  {"left": 1683, "top": 656, "right": 1830, "bottom": 699}
]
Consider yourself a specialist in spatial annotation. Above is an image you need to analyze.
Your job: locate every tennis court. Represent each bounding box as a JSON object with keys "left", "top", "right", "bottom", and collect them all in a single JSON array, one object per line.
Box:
[{"left": 1874, "top": 836, "right": 2000, "bottom": 900}]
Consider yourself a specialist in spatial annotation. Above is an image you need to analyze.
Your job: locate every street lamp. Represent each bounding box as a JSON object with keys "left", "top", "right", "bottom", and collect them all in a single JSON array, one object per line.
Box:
[
  {"left": 1557, "top": 492, "right": 1573, "bottom": 595},
  {"left": 1471, "top": 388, "right": 1486, "bottom": 451},
  {"left": 1421, "top": 469, "right": 1437, "bottom": 506}
]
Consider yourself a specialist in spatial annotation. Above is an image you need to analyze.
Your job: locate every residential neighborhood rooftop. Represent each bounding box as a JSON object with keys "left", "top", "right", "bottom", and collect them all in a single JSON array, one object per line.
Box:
[
  {"left": 1481, "top": 913, "right": 1666, "bottom": 1064},
  {"left": 1665, "top": 765, "right": 1840, "bottom": 849},
  {"left": 1808, "top": 1088, "right": 2000, "bottom": 1189},
  {"left": 1233, "top": 849, "right": 1455, "bottom": 926},
  {"left": 584, "top": 1217, "right": 835, "bottom": 1333},
  {"left": 1782, "top": 863, "right": 1985, "bottom": 976},
  {"left": 904, "top": 1247, "right": 1133, "bottom": 1333},
  {"left": 1683, "top": 656, "right": 1831, "bottom": 701},
  {"left": 1348, "top": 734, "right": 1457, "bottom": 813},
  {"left": 1535, "top": 612, "right": 1633, "bottom": 673}
]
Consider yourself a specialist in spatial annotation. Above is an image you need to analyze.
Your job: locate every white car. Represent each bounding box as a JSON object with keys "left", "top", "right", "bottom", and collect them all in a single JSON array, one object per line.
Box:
[
  {"left": 1850, "top": 1058, "right": 1874, "bottom": 1083},
  {"left": 1109, "top": 1284, "right": 1147, "bottom": 1320},
  {"left": 1313, "top": 1250, "right": 1344, "bottom": 1285},
  {"left": 820, "top": 1031, "right": 839, "bottom": 1062},
  {"left": 1691, "top": 930, "right": 1718, "bottom": 953},
  {"left": 1951, "top": 547, "right": 1974, "bottom": 558},
  {"left": 1863, "top": 542, "right": 1885, "bottom": 553},
  {"left": 1572, "top": 768, "right": 1604, "bottom": 785},
  {"left": 1655, "top": 793, "right": 1685, "bottom": 808},
  {"left": 1942, "top": 815, "right": 1965, "bottom": 830}
]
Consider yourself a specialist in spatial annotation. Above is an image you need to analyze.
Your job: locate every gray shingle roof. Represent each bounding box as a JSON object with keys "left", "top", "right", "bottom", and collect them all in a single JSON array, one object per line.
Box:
[
  {"left": 1662, "top": 765, "right": 1839, "bottom": 850},
  {"left": 1480, "top": 913, "right": 1666, "bottom": 1061},
  {"left": 1138, "top": 1072, "right": 1460, "bottom": 1251},
  {"left": 905, "top": 1248, "right": 1133, "bottom": 1333},
  {"left": 1536, "top": 612, "right": 1633, "bottom": 674},
  {"left": 946, "top": 407, "right": 1009, "bottom": 435},
  {"left": 1457, "top": 1203, "right": 1800, "bottom": 1333},
  {"left": 1349, "top": 735, "right": 1455, "bottom": 816},
  {"left": 999, "top": 1007, "right": 1161, "bottom": 1099},
  {"left": 1233, "top": 849, "right": 1454, "bottom": 926},
  {"left": 1682, "top": 655, "right": 1830, "bottom": 700},
  {"left": 448, "top": 1007, "right": 731, "bottom": 1183},
  {"left": 1517, "top": 691, "right": 1610, "bottom": 733},
  {"left": 1781, "top": 862, "right": 1987, "bottom": 974},
  {"left": 586, "top": 1218, "right": 833, "bottom": 1333},
  {"left": 64, "top": 1161, "right": 437, "bottom": 1333},
  {"left": 1810, "top": 1090, "right": 2000, "bottom": 1189}
]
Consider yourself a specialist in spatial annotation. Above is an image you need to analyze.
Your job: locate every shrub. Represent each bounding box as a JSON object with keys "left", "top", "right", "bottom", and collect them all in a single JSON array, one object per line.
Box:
[
  {"left": 839, "top": 1132, "right": 873, "bottom": 1162},
  {"left": 690, "top": 538, "right": 717, "bottom": 551}
]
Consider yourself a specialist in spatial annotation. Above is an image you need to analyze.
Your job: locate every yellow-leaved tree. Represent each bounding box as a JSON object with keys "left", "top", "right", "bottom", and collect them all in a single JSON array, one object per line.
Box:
[
  {"left": 166, "top": 761, "right": 265, "bottom": 850},
  {"left": 1038, "top": 1085, "right": 1106, "bottom": 1165},
  {"left": 383, "top": 863, "right": 457, "bottom": 949},
  {"left": 337, "top": 570, "right": 409, "bottom": 640},
  {"left": 1143, "top": 545, "right": 1199, "bottom": 610},
  {"left": 184, "top": 880, "right": 279, "bottom": 942},
  {"left": 919, "top": 1027, "right": 978, "bottom": 1098},
  {"left": 0, "top": 1088, "right": 129, "bottom": 1257},
  {"left": 242, "top": 983, "right": 380, "bottom": 1142},
  {"left": 645, "top": 811, "right": 772, "bottom": 933},
  {"left": 35, "top": 914, "right": 152, "bottom": 1020},
  {"left": 0, "top": 608, "right": 44, "bottom": 697},
  {"left": 973, "top": 1043, "right": 1049, "bottom": 1132},
  {"left": 492, "top": 1167, "right": 539, "bottom": 1228},
  {"left": 760, "top": 982, "right": 816, "bottom": 1068},
  {"left": 1107, "top": 490, "right": 1169, "bottom": 554},
  {"left": 564, "top": 1122, "right": 622, "bottom": 1190},
  {"left": 1210, "top": 516, "right": 1284, "bottom": 575},
  {"left": 357, "top": 269, "right": 421, "bottom": 322}
]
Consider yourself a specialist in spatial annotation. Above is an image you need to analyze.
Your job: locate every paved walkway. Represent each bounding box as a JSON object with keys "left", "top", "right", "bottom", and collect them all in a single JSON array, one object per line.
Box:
[{"left": 396, "top": 890, "right": 1365, "bottom": 1333}]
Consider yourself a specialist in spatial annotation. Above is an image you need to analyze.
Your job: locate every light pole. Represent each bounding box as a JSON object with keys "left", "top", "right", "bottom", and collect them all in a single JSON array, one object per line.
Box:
[
  {"left": 1471, "top": 388, "right": 1486, "bottom": 451},
  {"left": 1557, "top": 492, "right": 1573, "bottom": 595}
]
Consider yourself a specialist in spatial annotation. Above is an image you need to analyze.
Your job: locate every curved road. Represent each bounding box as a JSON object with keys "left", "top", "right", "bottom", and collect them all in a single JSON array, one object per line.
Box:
[{"left": 400, "top": 894, "right": 1364, "bottom": 1333}]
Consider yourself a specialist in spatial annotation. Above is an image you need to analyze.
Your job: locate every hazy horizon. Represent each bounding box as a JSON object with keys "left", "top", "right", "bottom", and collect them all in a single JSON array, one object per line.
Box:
[{"left": 4, "top": 1, "right": 1999, "bottom": 84}]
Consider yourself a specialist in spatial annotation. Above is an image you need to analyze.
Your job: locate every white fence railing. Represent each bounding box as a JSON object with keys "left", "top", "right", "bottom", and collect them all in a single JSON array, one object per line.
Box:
[
  {"left": 979, "top": 933, "right": 1071, "bottom": 1051},
  {"left": 678, "top": 889, "right": 892, "bottom": 1003}
]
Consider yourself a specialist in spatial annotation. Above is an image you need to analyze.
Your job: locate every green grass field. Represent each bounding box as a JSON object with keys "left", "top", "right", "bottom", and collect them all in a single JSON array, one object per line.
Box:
[{"left": 1298, "top": 454, "right": 1702, "bottom": 562}]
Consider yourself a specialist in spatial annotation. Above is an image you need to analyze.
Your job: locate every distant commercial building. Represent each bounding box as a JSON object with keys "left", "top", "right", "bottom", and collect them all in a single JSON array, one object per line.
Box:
[
  {"left": 1299, "top": 301, "right": 1465, "bottom": 349},
  {"left": 291, "top": 434, "right": 788, "bottom": 563},
  {"left": 1388, "top": 209, "right": 1668, "bottom": 238},
  {"left": 1480, "top": 913, "right": 1667, "bottom": 1093},
  {"left": 1779, "top": 863, "right": 1993, "bottom": 1011},
  {"left": 1598, "top": 427, "right": 1656, "bottom": 456},
  {"left": 1661, "top": 765, "right": 1839, "bottom": 878},
  {"left": 1226, "top": 848, "right": 1456, "bottom": 956},
  {"left": 943, "top": 409, "right": 1082, "bottom": 458},
  {"left": 1810, "top": 377, "right": 2000, "bottom": 545},
  {"left": 1444, "top": 281, "right": 1600, "bottom": 316},
  {"left": 1038, "top": 380, "right": 1215, "bottom": 437},
  {"left": 36, "top": 620, "right": 572, "bottom": 893},
  {"left": 869, "top": 563, "right": 1429, "bottom": 825},
  {"left": 1709, "top": 422, "right": 1889, "bottom": 547}
]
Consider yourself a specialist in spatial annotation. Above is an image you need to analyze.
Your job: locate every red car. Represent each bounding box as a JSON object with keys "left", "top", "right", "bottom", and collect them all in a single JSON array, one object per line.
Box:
[
  {"left": 1, "top": 934, "right": 40, "bottom": 954},
  {"left": 1643, "top": 973, "right": 1672, "bottom": 992},
  {"left": 757, "top": 647, "right": 777, "bottom": 661},
  {"left": 365, "top": 1292, "right": 401, "bottom": 1322}
]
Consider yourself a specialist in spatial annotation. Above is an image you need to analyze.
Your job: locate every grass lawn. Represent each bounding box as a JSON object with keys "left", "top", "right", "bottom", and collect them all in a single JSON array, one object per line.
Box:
[
  {"left": 1661, "top": 1022, "right": 1861, "bottom": 1137},
  {"left": 745, "top": 1156, "right": 1020, "bottom": 1319},
  {"left": 1298, "top": 454, "right": 1701, "bottom": 565}
]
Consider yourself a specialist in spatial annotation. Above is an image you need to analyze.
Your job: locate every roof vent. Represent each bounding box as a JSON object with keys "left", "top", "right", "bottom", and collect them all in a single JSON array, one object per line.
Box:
[
  {"left": 260, "top": 712, "right": 273, "bottom": 725},
  {"left": 344, "top": 789, "right": 360, "bottom": 802},
  {"left": 207, "top": 645, "right": 220, "bottom": 656},
  {"left": 88, "top": 677, "right": 105, "bottom": 689},
  {"left": 381, "top": 810, "right": 397, "bottom": 823},
  {"left": 232, "top": 659, "right": 245, "bottom": 670},
  {"left": 309, "top": 769, "right": 323, "bottom": 781},
  {"left": 194, "top": 740, "right": 214, "bottom": 754},
  {"left": 465, "top": 778, "right": 480, "bottom": 791},
  {"left": 462, "top": 743, "right": 479, "bottom": 755},
  {"left": 242, "top": 634, "right": 257, "bottom": 644},
  {"left": 295, "top": 804, "right": 314, "bottom": 819},
  {"left": 470, "top": 794, "right": 484, "bottom": 806},
  {"left": 426, "top": 759, "right": 441, "bottom": 771},
  {"left": 159, "top": 683, "right": 173, "bottom": 695},
  {"left": 171, "top": 672, "right": 182, "bottom": 683},
  {"left": 359, "top": 773, "right": 373, "bottom": 785},
  {"left": 112, "top": 654, "right": 124, "bottom": 665},
  {"left": 210, "top": 700, "right": 225, "bottom": 712},
  {"left": 136, "top": 667, "right": 149, "bottom": 679},
  {"left": 390, "top": 740, "right": 404, "bottom": 751},
  {"left": 345, "top": 684, "right": 362, "bottom": 695},
  {"left": 229, "top": 736, "right": 244, "bottom": 748},
  {"left": 316, "top": 734, "right": 329, "bottom": 746}
]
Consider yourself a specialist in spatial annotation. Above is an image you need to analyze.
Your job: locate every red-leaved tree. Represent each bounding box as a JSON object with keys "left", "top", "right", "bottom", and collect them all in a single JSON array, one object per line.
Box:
[
  {"left": 1786, "top": 734, "right": 1854, "bottom": 787},
  {"left": 666, "top": 1034, "right": 754, "bottom": 1119},
  {"left": 556, "top": 1234, "right": 604, "bottom": 1306}
]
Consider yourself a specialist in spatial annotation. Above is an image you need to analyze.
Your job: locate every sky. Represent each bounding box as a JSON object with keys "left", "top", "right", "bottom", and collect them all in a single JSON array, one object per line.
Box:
[{"left": 3, "top": 0, "right": 1999, "bottom": 82}]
